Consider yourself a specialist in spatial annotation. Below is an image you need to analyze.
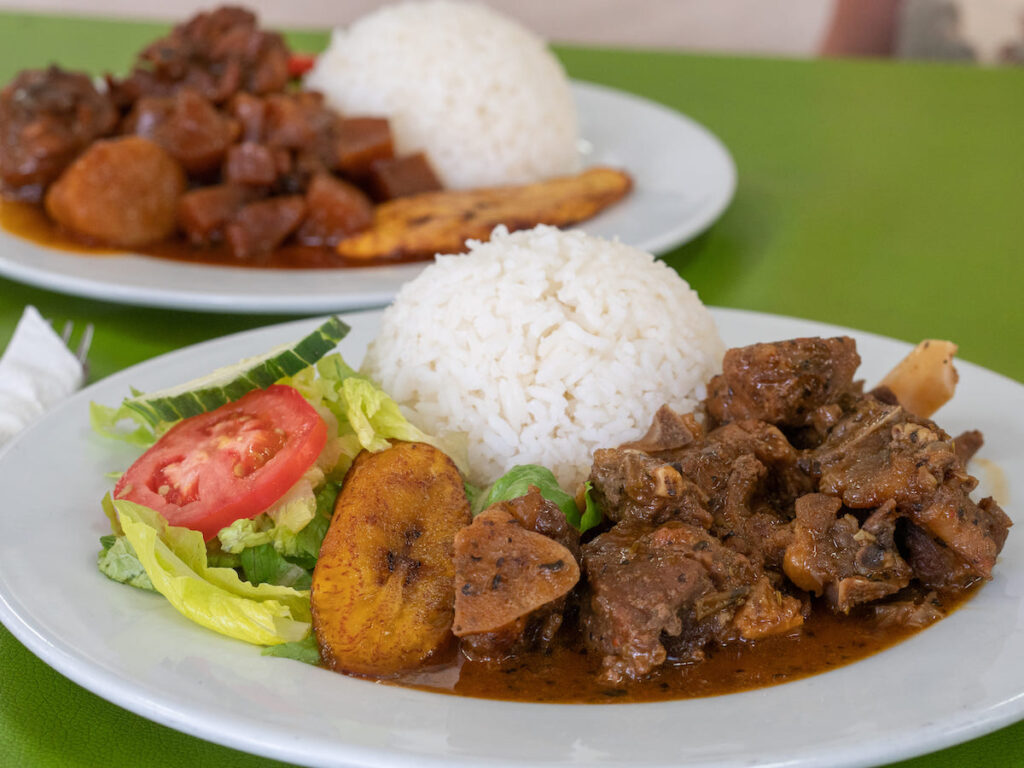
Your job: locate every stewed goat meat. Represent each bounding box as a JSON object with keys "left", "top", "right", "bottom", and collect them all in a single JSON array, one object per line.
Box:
[
  {"left": 464, "top": 336, "right": 1009, "bottom": 687},
  {"left": 0, "top": 6, "right": 441, "bottom": 256}
]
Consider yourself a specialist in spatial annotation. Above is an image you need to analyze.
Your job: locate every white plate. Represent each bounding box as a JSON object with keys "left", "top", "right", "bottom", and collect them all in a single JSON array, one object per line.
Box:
[
  {"left": 1, "top": 308, "right": 1020, "bottom": 768},
  {"left": 0, "top": 81, "right": 735, "bottom": 315}
]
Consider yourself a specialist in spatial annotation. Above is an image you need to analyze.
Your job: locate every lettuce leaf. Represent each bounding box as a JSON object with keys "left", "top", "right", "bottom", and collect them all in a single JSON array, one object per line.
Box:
[
  {"left": 97, "top": 534, "right": 155, "bottom": 591},
  {"left": 477, "top": 464, "right": 603, "bottom": 533},
  {"left": 106, "top": 496, "right": 310, "bottom": 646},
  {"left": 261, "top": 634, "right": 321, "bottom": 666}
]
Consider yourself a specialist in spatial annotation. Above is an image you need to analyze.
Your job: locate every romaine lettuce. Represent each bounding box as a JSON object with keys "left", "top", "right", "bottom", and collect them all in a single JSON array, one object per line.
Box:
[
  {"left": 106, "top": 496, "right": 311, "bottom": 646},
  {"left": 477, "top": 464, "right": 603, "bottom": 533}
]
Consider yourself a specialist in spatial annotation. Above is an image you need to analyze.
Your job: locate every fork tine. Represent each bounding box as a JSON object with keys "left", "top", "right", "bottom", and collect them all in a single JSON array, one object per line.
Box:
[
  {"left": 60, "top": 320, "right": 73, "bottom": 346},
  {"left": 74, "top": 323, "right": 94, "bottom": 366}
]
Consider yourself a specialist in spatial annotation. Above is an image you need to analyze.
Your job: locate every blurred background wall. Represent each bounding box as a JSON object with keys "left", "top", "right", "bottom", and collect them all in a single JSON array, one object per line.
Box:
[{"left": 1, "top": 0, "right": 1022, "bottom": 64}]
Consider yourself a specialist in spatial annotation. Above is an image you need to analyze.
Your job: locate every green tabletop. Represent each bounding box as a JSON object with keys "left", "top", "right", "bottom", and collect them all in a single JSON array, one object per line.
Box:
[{"left": 1, "top": 12, "right": 1022, "bottom": 768}]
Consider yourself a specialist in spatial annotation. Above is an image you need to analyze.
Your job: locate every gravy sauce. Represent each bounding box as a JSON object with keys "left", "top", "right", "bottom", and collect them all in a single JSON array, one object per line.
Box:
[
  {"left": 0, "top": 200, "right": 426, "bottom": 270},
  {"left": 391, "top": 589, "right": 976, "bottom": 704}
]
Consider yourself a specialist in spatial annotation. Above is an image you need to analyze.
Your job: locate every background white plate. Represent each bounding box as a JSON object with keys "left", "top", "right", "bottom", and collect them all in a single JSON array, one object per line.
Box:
[
  {"left": 1, "top": 308, "right": 1019, "bottom": 768},
  {"left": 0, "top": 81, "right": 735, "bottom": 315}
]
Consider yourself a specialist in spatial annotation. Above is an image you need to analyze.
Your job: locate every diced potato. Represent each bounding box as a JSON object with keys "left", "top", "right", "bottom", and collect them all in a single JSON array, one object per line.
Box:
[{"left": 876, "top": 340, "right": 958, "bottom": 418}]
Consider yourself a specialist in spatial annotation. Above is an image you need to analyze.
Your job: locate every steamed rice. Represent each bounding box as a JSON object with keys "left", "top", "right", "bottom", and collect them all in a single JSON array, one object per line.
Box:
[
  {"left": 305, "top": 0, "right": 579, "bottom": 190},
  {"left": 360, "top": 226, "right": 724, "bottom": 490}
]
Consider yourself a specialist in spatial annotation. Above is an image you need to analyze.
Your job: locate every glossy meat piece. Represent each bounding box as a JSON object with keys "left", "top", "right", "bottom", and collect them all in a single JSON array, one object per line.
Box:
[
  {"left": 0, "top": 67, "right": 117, "bottom": 198},
  {"left": 783, "top": 494, "right": 911, "bottom": 613},
  {"left": 125, "top": 89, "right": 239, "bottom": 175},
  {"left": 225, "top": 195, "right": 305, "bottom": 260},
  {"left": 120, "top": 6, "right": 289, "bottom": 103},
  {"left": 177, "top": 184, "right": 253, "bottom": 245},
  {"left": 582, "top": 519, "right": 755, "bottom": 684},
  {"left": 44, "top": 136, "right": 185, "bottom": 247},
  {"left": 368, "top": 152, "right": 443, "bottom": 201},
  {"left": 730, "top": 576, "right": 804, "bottom": 640},
  {"left": 263, "top": 92, "right": 334, "bottom": 150},
  {"left": 223, "top": 142, "right": 277, "bottom": 186},
  {"left": 705, "top": 336, "right": 861, "bottom": 429},
  {"left": 902, "top": 520, "right": 979, "bottom": 590},
  {"left": 456, "top": 489, "right": 580, "bottom": 661},
  {"left": 453, "top": 503, "right": 579, "bottom": 636},
  {"left": 620, "top": 404, "right": 704, "bottom": 455},
  {"left": 813, "top": 397, "right": 1010, "bottom": 578},
  {"left": 335, "top": 117, "right": 394, "bottom": 177},
  {"left": 588, "top": 448, "right": 712, "bottom": 529},
  {"left": 228, "top": 92, "right": 266, "bottom": 142}
]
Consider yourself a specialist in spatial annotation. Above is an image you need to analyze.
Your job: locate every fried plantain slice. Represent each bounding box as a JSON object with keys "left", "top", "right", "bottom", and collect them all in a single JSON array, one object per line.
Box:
[
  {"left": 311, "top": 441, "right": 471, "bottom": 676},
  {"left": 335, "top": 166, "right": 632, "bottom": 261}
]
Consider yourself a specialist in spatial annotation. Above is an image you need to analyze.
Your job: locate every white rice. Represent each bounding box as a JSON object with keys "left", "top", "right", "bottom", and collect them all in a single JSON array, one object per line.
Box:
[
  {"left": 360, "top": 226, "right": 725, "bottom": 491},
  {"left": 305, "top": 0, "right": 579, "bottom": 190}
]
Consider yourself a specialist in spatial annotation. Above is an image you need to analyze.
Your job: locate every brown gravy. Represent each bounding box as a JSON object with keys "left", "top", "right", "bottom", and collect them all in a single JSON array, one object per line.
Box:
[
  {"left": 0, "top": 200, "right": 427, "bottom": 270},
  {"left": 389, "top": 588, "right": 976, "bottom": 704}
]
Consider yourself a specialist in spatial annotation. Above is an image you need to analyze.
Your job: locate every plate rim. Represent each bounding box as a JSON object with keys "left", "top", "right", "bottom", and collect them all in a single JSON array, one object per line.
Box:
[
  {"left": 0, "top": 80, "right": 736, "bottom": 315},
  {"left": 0, "top": 306, "right": 1020, "bottom": 768}
]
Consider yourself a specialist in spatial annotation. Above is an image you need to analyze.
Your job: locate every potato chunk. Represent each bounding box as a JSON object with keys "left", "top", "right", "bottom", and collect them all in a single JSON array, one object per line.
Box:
[
  {"left": 311, "top": 442, "right": 470, "bottom": 676},
  {"left": 44, "top": 136, "right": 185, "bottom": 247},
  {"left": 876, "top": 340, "right": 958, "bottom": 418}
]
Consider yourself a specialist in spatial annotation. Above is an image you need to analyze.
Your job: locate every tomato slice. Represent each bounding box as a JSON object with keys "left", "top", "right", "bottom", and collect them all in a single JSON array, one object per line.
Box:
[{"left": 114, "top": 385, "right": 327, "bottom": 540}]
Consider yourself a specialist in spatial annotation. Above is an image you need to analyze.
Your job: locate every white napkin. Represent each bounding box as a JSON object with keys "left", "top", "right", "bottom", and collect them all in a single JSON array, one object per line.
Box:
[{"left": 0, "top": 306, "right": 85, "bottom": 447}]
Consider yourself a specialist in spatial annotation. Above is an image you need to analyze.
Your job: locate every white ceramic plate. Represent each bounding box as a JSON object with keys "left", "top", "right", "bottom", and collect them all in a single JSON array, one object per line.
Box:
[
  {"left": 1, "top": 308, "right": 1020, "bottom": 768},
  {"left": 0, "top": 81, "right": 735, "bottom": 315}
]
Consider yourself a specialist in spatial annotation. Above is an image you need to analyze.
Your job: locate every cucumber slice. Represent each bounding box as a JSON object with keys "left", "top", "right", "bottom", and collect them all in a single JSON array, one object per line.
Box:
[{"left": 122, "top": 316, "right": 350, "bottom": 428}]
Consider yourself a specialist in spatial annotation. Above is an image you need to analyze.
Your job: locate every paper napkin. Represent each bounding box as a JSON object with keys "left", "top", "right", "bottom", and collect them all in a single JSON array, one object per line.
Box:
[{"left": 0, "top": 306, "right": 85, "bottom": 447}]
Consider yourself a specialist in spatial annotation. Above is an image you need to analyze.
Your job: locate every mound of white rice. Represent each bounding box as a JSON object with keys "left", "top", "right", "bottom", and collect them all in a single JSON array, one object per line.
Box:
[
  {"left": 361, "top": 226, "right": 724, "bottom": 491},
  {"left": 305, "top": 0, "right": 579, "bottom": 190}
]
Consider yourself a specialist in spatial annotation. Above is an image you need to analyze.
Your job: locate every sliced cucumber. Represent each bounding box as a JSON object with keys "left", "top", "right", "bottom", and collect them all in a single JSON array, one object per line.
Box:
[{"left": 123, "top": 316, "right": 350, "bottom": 428}]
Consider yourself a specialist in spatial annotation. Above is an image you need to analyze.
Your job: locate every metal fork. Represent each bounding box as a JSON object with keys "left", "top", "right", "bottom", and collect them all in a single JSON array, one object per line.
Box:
[{"left": 59, "top": 320, "right": 94, "bottom": 378}]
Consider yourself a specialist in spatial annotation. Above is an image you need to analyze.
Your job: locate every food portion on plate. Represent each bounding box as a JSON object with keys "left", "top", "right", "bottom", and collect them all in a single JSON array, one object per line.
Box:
[
  {"left": 0, "top": 4, "right": 630, "bottom": 268},
  {"left": 93, "top": 227, "right": 1010, "bottom": 702}
]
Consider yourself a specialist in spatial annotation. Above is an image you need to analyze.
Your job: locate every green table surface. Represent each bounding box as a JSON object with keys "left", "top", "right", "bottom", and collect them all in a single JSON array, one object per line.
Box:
[{"left": 1, "top": 11, "right": 1022, "bottom": 768}]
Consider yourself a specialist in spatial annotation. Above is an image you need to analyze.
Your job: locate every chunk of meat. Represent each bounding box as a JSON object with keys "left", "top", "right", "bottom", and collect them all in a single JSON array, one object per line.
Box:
[
  {"left": 125, "top": 89, "right": 239, "bottom": 175},
  {"left": 228, "top": 92, "right": 266, "bottom": 142},
  {"left": 263, "top": 92, "right": 333, "bottom": 150},
  {"left": 294, "top": 173, "right": 373, "bottom": 246},
  {"left": 334, "top": 117, "right": 394, "bottom": 177},
  {"left": 456, "top": 489, "right": 580, "bottom": 661},
  {"left": 812, "top": 397, "right": 1011, "bottom": 579},
  {"left": 588, "top": 448, "right": 712, "bottom": 528},
  {"left": 912, "top": 485, "right": 1010, "bottom": 579},
  {"left": 225, "top": 195, "right": 306, "bottom": 260},
  {"left": 705, "top": 337, "right": 861, "bottom": 429},
  {"left": 871, "top": 592, "right": 944, "bottom": 630},
  {"left": 731, "top": 576, "right": 804, "bottom": 640},
  {"left": 44, "top": 136, "right": 185, "bottom": 247},
  {"left": 223, "top": 142, "right": 277, "bottom": 186},
  {"left": 783, "top": 494, "right": 911, "bottom": 613},
  {"left": 582, "top": 519, "right": 755, "bottom": 684},
  {"left": 177, "top": 184, "right": 254, "bottom": 245},
  {"left": 453, "top": 504, "right": 580, "bottom": 637},
  {"left": 367, "top": 153, "right": 442, "bottom": 201},
  {"left": 620, "top": 404, "right": 704, "bottom": 455},
  {"left": 0, "top": 66, "right": 117, "bottom": 199},
  {"left": 953, "top": 429, "right": 984, "bottom": 466},
  {"left": 901, "top": 521, "right": 979, "bottom": 590},
  {"left": 118, "top": 6, "right": 290, "bottom": 103}
]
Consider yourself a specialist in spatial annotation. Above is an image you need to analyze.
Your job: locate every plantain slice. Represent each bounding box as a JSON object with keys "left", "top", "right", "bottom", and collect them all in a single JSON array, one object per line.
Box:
[
  {"left": 311, "top": 441, "right": 471, "bottom": 676},
  {"left": 335, "top": 166, "right": 632, "bottom": 261}
]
